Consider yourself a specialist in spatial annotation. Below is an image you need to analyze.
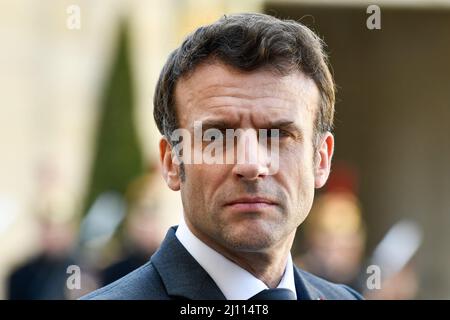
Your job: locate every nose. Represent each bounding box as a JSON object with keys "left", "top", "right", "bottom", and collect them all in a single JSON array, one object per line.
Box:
[
  {"left": 233, "top": 162, "right": 269, "bottom": 180},
  {"left": 231, "top": 129, "right": 270, "bottom": 180}
]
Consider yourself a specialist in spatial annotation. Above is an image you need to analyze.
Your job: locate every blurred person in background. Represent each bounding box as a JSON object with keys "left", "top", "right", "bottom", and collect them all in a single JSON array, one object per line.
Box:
[
  {"left": 295, "top": 163, "right": 366, "bottom": 292},
  {"left": 100, "top": 172, "right": 164, "bottom": 286},
  {"left": 6, "top": 160, "right": 102, "bottom": 300},
  {"left": 295, "top": 191, "right": 366, "bottom": 293},
  {"left": 295, "top": 192, "right": 420, "bottom": 299},
  {"left": 7, "top": 215, "right": 77, "bottom": 299},
  {"left": 295, "top": 164, "right": 420, "bottom": 299}
]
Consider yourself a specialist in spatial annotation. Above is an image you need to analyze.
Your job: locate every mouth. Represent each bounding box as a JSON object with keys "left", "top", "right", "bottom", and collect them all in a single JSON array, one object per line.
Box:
[{"left": 224, "top": 197, "right": 278, "bottom": 211}]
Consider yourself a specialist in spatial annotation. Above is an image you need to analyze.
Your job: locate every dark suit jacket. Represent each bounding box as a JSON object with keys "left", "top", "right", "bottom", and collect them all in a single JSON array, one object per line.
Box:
[{"left": 82, "top": 226, "right": 363, "bottom": 300}]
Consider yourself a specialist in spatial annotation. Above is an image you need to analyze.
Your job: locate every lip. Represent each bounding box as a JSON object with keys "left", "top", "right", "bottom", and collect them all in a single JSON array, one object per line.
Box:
[{"left": 224, "top": 197, "right": 278, "bottom": 211}]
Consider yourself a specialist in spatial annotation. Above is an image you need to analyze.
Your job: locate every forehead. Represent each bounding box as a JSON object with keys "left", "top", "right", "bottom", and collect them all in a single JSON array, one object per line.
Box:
[{"left": 174, "top": 62, "right": 320, "bottom": 128}]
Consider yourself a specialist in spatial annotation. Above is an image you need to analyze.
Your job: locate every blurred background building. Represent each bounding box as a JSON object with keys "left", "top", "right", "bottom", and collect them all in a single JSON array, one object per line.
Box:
[{"left": 0, "top": 0, "right": 449, "bottom": 299}]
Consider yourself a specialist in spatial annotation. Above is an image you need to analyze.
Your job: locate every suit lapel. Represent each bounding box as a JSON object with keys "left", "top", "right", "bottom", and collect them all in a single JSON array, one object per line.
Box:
[
  {"left": 151, "top": 226, "right": 226, "bottom": 300},
  {"left": 293, "top": 265, "right": 324, "bottom": 300}
]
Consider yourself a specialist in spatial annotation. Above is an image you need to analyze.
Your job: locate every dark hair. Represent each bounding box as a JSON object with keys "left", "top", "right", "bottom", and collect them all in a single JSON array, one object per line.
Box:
[{"left": 153, "top": 13, "right": 335, "bottom": 145}]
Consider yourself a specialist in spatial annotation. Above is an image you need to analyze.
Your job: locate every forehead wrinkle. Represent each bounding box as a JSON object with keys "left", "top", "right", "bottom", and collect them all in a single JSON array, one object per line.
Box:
[
  {"left": 175, "top": 64, "right": 320, "bottom": 128},
  {"left": 181, "top": 83, "right": 305, "bottom": 115},
  {"left": 178, "top": 64, "right": 299, "bottom": 101}
]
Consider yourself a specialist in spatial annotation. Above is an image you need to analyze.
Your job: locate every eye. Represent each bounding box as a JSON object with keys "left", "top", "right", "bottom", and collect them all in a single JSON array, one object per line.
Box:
[
  {"left": 203, "top": 128, "right": 225, "bottom": 142},
  {"left": 266, "top": 129, "right": 290, "bottom": 139}
]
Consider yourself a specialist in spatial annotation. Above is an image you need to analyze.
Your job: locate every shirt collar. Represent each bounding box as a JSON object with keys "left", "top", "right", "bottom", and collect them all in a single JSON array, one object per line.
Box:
[{"left": 175, "top": 217, "right": 297, "bottom": 300}]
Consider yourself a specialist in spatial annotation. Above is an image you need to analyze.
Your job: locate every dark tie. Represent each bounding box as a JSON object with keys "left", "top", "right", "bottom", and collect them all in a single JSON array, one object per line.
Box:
[{"left": 249, "top": 288, "right": 296, "bottom": 300}]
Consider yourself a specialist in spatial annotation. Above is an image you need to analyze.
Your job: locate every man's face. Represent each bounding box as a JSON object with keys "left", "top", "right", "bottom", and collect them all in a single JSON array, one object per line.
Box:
[{"left": 160, "top": 62, "right": 333, "bottom": 252}]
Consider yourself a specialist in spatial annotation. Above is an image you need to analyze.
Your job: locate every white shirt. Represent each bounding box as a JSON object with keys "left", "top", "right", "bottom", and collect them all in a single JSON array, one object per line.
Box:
[{"left": 175, "top": 217, "right": 297, "bottom": 300}]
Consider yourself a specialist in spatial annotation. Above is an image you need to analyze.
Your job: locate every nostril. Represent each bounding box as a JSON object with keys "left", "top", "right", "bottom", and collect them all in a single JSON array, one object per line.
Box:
[{"left": 233, "top": 163, "right": 269, "bottom": 181}]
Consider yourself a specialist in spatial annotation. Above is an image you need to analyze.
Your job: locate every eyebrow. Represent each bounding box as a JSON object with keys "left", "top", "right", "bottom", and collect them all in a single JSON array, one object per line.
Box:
[
  {"left": 195, "top": 119, "right": 235, "bottom": 131},
  {"left": 269, "top": 120, "right": 304, "bottom": 139},
  {"left": 191, "top": 118, "right": 303, "bottom": 136},
  {"left": 269, "top": 120, "right": 295, "bottom": 129}
]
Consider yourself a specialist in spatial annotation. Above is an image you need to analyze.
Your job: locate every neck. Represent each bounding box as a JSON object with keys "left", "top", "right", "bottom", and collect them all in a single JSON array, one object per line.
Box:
[
  {"left": 186, "top": 222, "right": 296, "bottom": 288},
  {"left": 221, "top": 235, "right": 295, "bottom": 288}
]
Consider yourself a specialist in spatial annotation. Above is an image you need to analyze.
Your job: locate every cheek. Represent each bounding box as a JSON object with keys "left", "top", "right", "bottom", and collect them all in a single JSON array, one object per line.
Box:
[
  {"left": 181, "top": 165, "right": 205, "bottom": 210},
  {"left": 280, "top": 140, "right": 315, "bottom": 178},
  {"left": 181, "top": 164, "right": 229, "bottom": 206},
  {"left": 279, "top": 143, "right": 316, "bottom": 211}
]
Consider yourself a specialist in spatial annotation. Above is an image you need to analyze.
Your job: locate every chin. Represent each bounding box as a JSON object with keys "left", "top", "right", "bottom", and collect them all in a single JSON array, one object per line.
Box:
[
  {"left": 221, "top": 222, "right": 280, "bottom": 251},
  {"left": 226, "top": 237, "right": 276, "bottom": 252}
]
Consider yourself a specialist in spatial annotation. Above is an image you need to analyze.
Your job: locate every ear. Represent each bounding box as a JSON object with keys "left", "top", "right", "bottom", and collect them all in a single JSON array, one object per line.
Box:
[
  {"left": 159, "top": 137, "right": 181, "bottom": 191},
  {"left": 314, "top": 132, "right": 334, "bottom": 188}
]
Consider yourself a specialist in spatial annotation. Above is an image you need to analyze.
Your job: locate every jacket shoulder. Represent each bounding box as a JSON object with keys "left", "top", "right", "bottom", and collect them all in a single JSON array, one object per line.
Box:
[
  {"left": 80, "top": 261, "right": 168, "bottom": 300},
  {"left": 297, "top": 268, "right": 364, "bottom": 300}
]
